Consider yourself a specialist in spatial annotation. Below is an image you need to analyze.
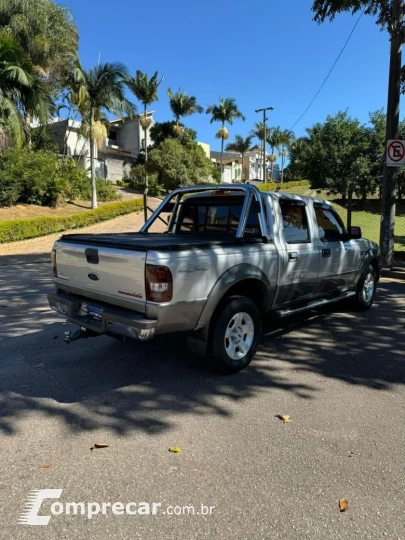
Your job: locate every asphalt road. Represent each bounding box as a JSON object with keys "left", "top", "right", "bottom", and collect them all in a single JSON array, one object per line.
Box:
[{"left": 0, "top": 263, "right": 404, "bottom": 540}]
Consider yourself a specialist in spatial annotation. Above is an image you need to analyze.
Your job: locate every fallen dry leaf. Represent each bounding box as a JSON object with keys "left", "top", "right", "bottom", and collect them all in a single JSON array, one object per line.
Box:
[
  {"left": 275, "top": 415, "right": 291, "bottom": 424},
  {"left": 168, "top": 447, "right": 181, "bottom": 453},
  {"left": 339, "top": 499, "right": 348, "bottom": 512},
  {"left": 39, "top": 465, "right": 52, "bottom": 469},
  {"left": 90, "top": 443, "right": 109, "bottom": 451}
]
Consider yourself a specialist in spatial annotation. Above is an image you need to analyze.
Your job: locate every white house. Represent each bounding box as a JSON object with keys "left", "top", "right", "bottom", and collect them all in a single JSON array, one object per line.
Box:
[{"left": 46, "top": 112, "right": 155, "bottom": 182}]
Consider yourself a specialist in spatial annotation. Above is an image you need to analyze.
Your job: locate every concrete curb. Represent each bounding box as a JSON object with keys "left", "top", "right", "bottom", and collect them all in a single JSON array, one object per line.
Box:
[{"left": 381, "top": 268, "right": 405, "bottom": 281}]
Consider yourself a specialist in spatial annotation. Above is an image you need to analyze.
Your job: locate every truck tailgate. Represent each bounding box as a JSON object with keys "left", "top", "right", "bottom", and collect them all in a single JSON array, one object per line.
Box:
[{"left": 54, "top": 241, "right": 146, "bottom": 306}]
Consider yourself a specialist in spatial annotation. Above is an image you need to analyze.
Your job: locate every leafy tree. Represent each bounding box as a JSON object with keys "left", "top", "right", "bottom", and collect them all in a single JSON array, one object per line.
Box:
[
  {"left": 266, "top": 127, "right": 282, "bottom": 179},
  {"left": 126, "top": 163, "right": 160, "bottom": 196},
  {"left": 312, "top": 1, "right": 394, "bottom": 30},
  {"left": 150, "top": 121, "right": 197, "bottom": 147},
  {"left": 206, "top": 97, "right": 245, "bottom": 181},
  {"left": 226, "top": 135, "right": 255, "bottom": 179},
  {"left": 0, "top": 149, "right": 90, "bottom": 207},
  {"left": 127, "top": 70, "right": 163, "bottom": 163},
  {"left": 147, "top": 138, "right": 216, "bottom": 190},
  {"left": 167, "top": 88, "right": 203, "bottom": 136},
  {"left": 0, "top": 0, "right": 79, "bottom": 91},
  {"left": 0, "top": 32, "right": 53, "bottom": 147},
  {"left": 301, "top": 111, "right": 376, "bottom": 226},
  {"left": 68, "top": 59, "right": 135, "bottom": 208}
]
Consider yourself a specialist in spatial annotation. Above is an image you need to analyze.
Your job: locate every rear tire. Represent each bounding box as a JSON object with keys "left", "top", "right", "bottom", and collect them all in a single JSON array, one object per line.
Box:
[
  {"left": 208, "top": 296, "right": 262, "bottom": 374},
  {"left": 353, "top": 264, "right": 377, "bottom": 310}
]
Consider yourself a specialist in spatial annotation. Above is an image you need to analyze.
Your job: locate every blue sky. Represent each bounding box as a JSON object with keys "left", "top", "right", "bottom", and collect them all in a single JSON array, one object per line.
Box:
[{"left": 64, "top": 0, "right": 390, "bottom": 150}]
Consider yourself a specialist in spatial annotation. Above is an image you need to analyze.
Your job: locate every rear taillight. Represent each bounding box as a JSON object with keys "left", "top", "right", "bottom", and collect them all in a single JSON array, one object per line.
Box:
[
  {"left": 51, "top": 249, "right": 57, "bottom": 277},
  {"left": 145, "top": 264, "right": 173, "bottom": 303}
]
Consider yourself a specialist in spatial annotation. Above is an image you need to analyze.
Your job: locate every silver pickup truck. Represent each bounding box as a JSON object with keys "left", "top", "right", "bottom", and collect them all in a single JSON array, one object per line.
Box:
[{"left": 48, "top": 184, "right": 380, "bottom": 373}]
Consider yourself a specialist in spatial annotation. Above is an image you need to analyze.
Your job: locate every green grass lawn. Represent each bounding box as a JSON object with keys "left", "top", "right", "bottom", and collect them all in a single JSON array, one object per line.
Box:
[{"left": 278, "top": 185, "right": 405, "bottom": 252}]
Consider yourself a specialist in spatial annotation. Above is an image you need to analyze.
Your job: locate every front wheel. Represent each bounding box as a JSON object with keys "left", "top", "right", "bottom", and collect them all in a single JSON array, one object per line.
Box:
[
  {"left": 208, "top": 296, "right": 262, "bottom": 374},
  {"left": 353, "top": 264, "right": 377, "bottom": 310}
]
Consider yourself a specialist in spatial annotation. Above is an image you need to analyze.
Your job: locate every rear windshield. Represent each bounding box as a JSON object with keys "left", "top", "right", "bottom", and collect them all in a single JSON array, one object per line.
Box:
[{"left": 176, "top": 201, "right": 261, "bottom": 237}]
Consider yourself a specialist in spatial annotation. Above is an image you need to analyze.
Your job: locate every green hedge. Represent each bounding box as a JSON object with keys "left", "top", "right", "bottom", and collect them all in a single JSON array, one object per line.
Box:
[
  {"left": 0, "top": 199, "right": 144, "bottom": 244},
  {"left": 257, "top": 180, "right": 309, "bottom": 192}
]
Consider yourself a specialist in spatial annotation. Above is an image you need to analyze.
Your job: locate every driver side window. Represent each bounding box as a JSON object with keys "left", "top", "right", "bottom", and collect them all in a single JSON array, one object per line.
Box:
[{"left": 315, "top": 207, "right": 346, "bottom": 242}]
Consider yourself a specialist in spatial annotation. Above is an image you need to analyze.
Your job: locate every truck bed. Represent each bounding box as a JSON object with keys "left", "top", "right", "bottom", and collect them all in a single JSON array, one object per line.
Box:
[{"left": 59, "top": 232, "right": 264, "bottom": 251}]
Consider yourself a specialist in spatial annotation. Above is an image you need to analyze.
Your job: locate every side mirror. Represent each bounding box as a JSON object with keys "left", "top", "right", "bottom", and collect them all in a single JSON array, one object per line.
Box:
[{"left": 348, "top": 226, "right": 362, "bottom": 239}]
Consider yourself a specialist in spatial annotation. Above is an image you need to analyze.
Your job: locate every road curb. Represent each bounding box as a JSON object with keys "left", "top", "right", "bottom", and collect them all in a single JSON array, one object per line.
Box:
[{"left": 381, "top": 268, "right": 405, "bottom": 281}]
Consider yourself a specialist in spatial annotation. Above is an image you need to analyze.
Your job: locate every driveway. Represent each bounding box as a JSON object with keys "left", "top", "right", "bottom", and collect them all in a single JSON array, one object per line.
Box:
[
  {"left": 0, "top": 202, "right": 157, "bottom": 266},
  {"left": 0, "top": 263, "right": 404, "bottom": 539}
]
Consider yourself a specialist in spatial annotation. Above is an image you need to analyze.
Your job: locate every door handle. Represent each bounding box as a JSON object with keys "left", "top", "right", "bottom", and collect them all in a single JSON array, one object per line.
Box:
[
  {"left": 322, "top": 248, "right": 331, "bottom": 258},
  {"left": 288, "top": 252, "right": 298, "bottom": 262}
]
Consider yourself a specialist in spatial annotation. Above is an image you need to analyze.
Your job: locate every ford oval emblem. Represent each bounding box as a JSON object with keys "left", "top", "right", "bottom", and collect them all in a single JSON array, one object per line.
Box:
[{"left": 88, "top": 273, "right": 100, "bottom": 281}]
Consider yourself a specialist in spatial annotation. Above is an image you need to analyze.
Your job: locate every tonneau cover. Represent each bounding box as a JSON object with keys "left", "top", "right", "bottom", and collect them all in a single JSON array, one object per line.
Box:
[{"left": 60, "top": 233, "right": 263, "bottom": 251}]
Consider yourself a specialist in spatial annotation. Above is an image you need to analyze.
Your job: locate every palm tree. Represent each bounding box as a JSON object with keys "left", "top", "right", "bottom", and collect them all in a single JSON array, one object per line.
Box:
[
  {"left": 206, "top": 97, "right": 245, "bottom": 182},
  {"left": 225, "top": 135, "right": 254, "bottom": 180},
  {"left": 127, "top": 71, "right": 163, "bottom": 162},
  {"left": 267, "top": 127, "right": 282, "bottom": 180},
  {"left": 279, "top": 129, "right": 295, "bottom": 184},
  {"left": 251, "top": 121, "right": 270, "bottom": 180},
  {"left": 69, "top": 59, "right": 135, "bottom": 208},
  {"left": 167, "top": 88, "right": 203, "bottom": 136},
  {"left": 0, "top": 32, "right": 53, "bottom": 147},
  {"left": 0, "top": 0, "right": 79, "bottom": 92}
]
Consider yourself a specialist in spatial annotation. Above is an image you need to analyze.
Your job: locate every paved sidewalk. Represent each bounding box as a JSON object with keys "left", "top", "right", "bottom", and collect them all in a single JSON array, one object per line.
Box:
[{"left": 0, "top": 209, "right": 147, "bottom": 266}]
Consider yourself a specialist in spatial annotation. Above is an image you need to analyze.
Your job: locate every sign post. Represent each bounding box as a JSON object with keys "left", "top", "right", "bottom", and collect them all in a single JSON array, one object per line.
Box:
[{"left": 386, "top": 139, "right": 405, "bottom": 166}]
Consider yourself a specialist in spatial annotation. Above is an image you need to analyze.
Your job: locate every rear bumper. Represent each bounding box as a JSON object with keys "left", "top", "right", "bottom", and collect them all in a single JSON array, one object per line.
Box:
[{"left": 48, "top": 291, "right": 157, "bottom": 341}]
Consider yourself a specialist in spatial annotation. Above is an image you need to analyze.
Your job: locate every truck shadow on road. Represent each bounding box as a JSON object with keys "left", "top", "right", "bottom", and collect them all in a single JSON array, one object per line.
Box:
[{"left": 0, "top": 279, "right": 404, "bottom": 437}]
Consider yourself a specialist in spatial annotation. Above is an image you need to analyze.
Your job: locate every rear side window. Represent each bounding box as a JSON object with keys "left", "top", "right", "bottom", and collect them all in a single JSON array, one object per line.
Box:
[
  {"left": 315, "top": 207, "right": 346, "bottom": 241},
  {"left": 177, "top": 203, "right": 261, "bottom": 236},
  {"left": 280, "top": 202, "right": 310, "bottom": 244}
]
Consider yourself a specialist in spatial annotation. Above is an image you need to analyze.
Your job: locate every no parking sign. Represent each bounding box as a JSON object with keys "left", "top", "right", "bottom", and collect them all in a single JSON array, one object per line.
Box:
[{"left": 386, "top": 140, "right": 405, "bottom": 166}]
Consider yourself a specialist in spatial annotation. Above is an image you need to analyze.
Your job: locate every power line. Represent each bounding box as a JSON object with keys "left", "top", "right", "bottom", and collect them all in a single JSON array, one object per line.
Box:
[{"left": 290, "top": 8, "right": 366, "bottom": 131}]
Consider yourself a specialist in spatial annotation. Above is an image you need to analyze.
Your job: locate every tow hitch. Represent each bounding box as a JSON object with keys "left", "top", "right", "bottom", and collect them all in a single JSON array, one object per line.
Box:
[{"left": 64, "top": 327, "right": 98, "bottom": 344}]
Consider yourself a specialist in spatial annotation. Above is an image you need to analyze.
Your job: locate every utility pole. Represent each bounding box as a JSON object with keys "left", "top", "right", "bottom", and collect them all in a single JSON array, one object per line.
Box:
[
  {"left": 255, "top": 107, "right": 274, "bottom": 182},
  {"left": 380, "top": 0, "right": 404, "bottom": 267}
]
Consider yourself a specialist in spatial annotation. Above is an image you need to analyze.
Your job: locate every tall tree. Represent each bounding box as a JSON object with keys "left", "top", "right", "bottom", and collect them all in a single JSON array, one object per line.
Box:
[
  {"left": 267, "top": 127, "right": 282, "bottom": 180},
  {"left": 312, "top": 0, "right": 403, "bottom": 266},
  {"left": 69, "top": 60, "right": 135, "bottom": 208},
  {"left": 0, "top": 32, "right": 53, "bottom": 147},
  {"left": 167, "top": 88, "right": 203, "bottom": 136},
  {"left": 251, "top": 121, "right": 270, "bottom": 180},
  {"left": 279, "top": 129, "right": 295, "bottom": 184},
  {"left": 127, "top": 71, "right": 163, "bottom": 164},
  {"left": 285, "top": 137, "right": 310, "bottom": 180},
  {"left": 0, "top": 0, "right": 78, "bottom": 92},
  {"left": 226, "top": 135, "right": 255, "bottom": 180},
  {"left": 206, "top": 97, "right": 245, "bottom": 182}
]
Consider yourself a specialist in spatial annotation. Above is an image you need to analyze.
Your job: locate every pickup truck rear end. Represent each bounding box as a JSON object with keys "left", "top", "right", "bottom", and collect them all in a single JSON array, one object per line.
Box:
[{"left": 48, "top": 184, "right": 380, "bottom": 374}]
